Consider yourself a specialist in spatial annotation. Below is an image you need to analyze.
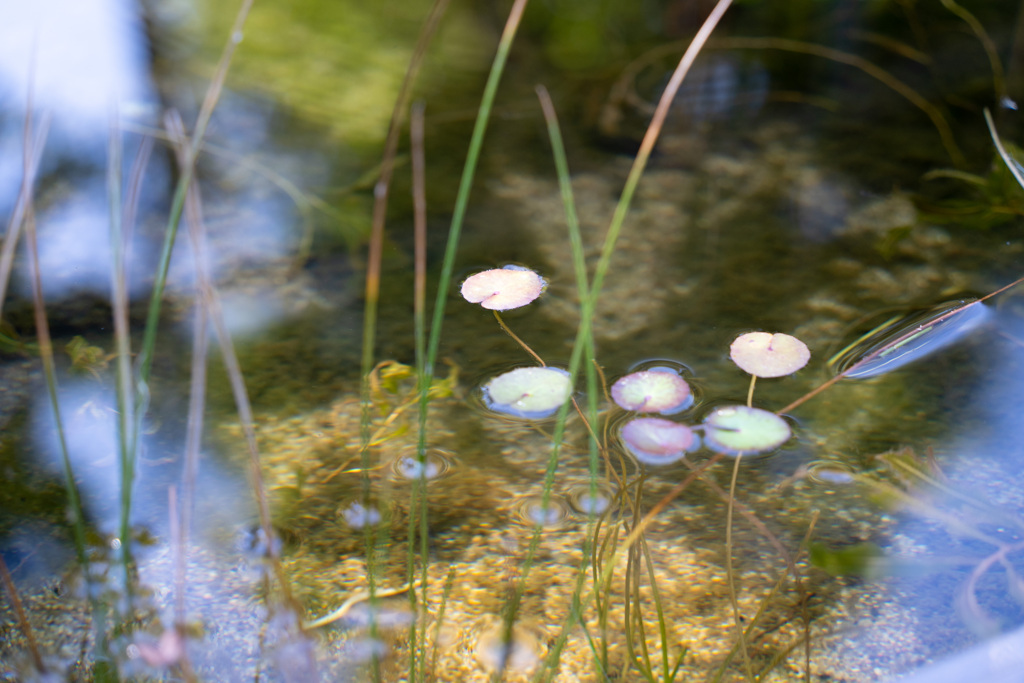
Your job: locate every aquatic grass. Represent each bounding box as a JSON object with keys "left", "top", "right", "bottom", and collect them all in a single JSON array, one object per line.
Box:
[
  {"left": 724, "top": 454, "right": 756, "bottom": 683},
  {"left": 106, "top": 113, "right": 139, "bottom": 614},
  {"left": 0, "top": 554, "right": 45, "bottom": 674},
  {"left": 4, "top": 100, "right": 86, "bottom": 677},
  {"left": 125, "top": 0, "right": 255, "bottom": 612},
  {"left": 135, "top": 0, "right": 254, "bottom": 388},
  {"left": 606, "top": 34, "right": 967, "bottom": 166},
  {"left": 0, "top": 114, "right": 49, "bottom": 321},
  {"left": 162, "top": 110, "right": 211, "bottom": 674},
  {"left": 711, "top": 512, "right": 819, "bottom": 683},
  {"left": 143, "top": 113, "right": 210, "bottom": 675},
  {"left": 985, "top": 108, "right": 1024, "bottom": 190},
  {"left": 372, "top": 0, "right": 532, "bottom": 677},
  {"left": 459, "top": 3, "right": 742, "bottom": 679},
  {"left": 938, "top": 0, "right": 1006, "bottom": 104},
  {"left": 427, "top": 567, "right": 459, "bottom": 676},
  {"left": 408, "top": 98, "right": 431, "bottom": 683},
  {"left": 19, "top": 105, "right": 103, "bottom": 661},
  {"left": 417, "top": 0, "right": 530, "bottom": 392},
  {"left": 163, "top": 488, "right": 197, "bottom": 680},
  {"left": 498, "top": 2, "right": 735, "bottom": 679},
  {"left": 623, "top": 475, "right": 688, "bottom": 683},
  {"left": 165, "top": 111, "right": 311, "bottom": 671},
  {"left": 332, "top": 0, "right": 449, "bottom": 676},
  {"left": 26, "top": 137, "right": 140, "bottom": 681},
  {"left": 527, "top": 84, "right": 608, "bottom": 681}
]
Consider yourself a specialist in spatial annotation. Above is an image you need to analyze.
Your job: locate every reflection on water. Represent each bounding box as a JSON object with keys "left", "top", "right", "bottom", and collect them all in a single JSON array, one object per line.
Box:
[
  {"left": 828, "top": 299, "right": 991, "bottom": 379},
  {"left": 2, "top": 0, "right": 1024, "bottom": 681},
  {"left": 0, "top": 0, "right": 152, "bottom": 137}
]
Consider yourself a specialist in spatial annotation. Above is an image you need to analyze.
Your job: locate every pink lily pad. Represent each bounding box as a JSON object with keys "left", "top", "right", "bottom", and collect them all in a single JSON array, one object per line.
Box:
[
  {"left": 620, "top": 417, "right": 697, "bottom": 465},
  {"left": 611, "top": 369, "right": 692, "bottom": 414},
  {"left": 729, "top": 332, "right": 810, "bottom": 378},
  {"left": 461, "top": 266, "right": 546, "bottom": 311}
]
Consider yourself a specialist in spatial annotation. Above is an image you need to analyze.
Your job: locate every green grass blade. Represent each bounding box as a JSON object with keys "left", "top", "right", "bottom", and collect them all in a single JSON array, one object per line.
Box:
[
  {"left": 136, "top": 0, "right": 255, "bottom": 392},
  {"left": 24, "top": 126, "right": 88, "bottom": 570},
  {"left": 503, "top": 2, "right": 734, "bottom": 675},
  {"left": 420, "top": 0, "right": 531, "bottom": 382},
  {"left": 533, "top": 84, "right": 608, "bottom": 679}
]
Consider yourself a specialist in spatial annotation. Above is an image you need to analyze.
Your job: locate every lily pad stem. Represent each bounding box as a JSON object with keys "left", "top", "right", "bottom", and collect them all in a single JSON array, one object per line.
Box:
[{"left": 493, "top": 310, "right": 546, "bottom": 367}]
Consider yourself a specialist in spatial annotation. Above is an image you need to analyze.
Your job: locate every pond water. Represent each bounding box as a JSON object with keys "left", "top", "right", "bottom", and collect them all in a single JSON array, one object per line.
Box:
[{"left": 3, "top": 0, "right": 1024, "bottom": 681}]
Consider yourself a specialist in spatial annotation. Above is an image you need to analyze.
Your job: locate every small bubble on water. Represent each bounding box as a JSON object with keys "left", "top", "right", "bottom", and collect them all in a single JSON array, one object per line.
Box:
[
  {"left": 341, "top": 502, "right": 382, "bottom": 529},
  {"left": 567, "top": 484, "right": 617, "bottom": 517},
  {"left": 514, "top": 495, "right": 571, "bottom": 528},
  {"left": 390, "top": 450, "right": 452, "bottom": 482}
]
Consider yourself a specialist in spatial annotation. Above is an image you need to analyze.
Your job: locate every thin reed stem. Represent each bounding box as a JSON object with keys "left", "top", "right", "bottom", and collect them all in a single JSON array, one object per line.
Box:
[
  {"left": 167, "top": 487, "right": 198, "bottom": 682},
  {"left": 507, "top": 3, "right": 734, "bottom": 672},
  {"left": 535, "top": 83, "right": 613, "bottom": 678},
  {"left": 165, "top": 112, "right": 307, "bottom": 664},
  {"left": 354, "top": 8, "right": 449, "bottom": 675},
  {"left": 0, "top": 114, "right": 49, "bottom": 321},
  {"left": 0, "top": 554, "right": 45, "bottom": 674},
  {"left": 136, "top": 0, "right": 254, "bottom": 387},
  {"left": 408, "top": 99, "right": 430, "bottom": 682},
  {"left": 107, "top": 111, "right": 138, "bottom": 602},
  {"left": 986, "top": 108, "right": 1024, "bottom": 189},
  {"left": 939, "top": 0, "right": 1006, "bottom": 103},
  {"left": 493, "top": 310, "right": 546, "bottom": 365},
  {"left": 110, "top": 137, "right": 153, "bottom": 553},
  {"left": 725, "top": 454, "right": 755, "bottom": 682},
  {"left": 420, "top": 0, "right": 530, "bottom": 382},
  {"left": 413, "top": 2, "right": 533, "bottom": 669},
  {"left": 22, "top": 134, "right": 89, "bottom": 573},
  {"left": 534, "top": 83, "right": 605, "bottom": 522},
  {"left": 638, "top": 532, "right": 670, "bottom": 678},
  {"left": 778, "top": 272, "right": 1024, "bottom": 415},
  {"left": 129, "top": 0, "right": 255, "bottom": 594}
]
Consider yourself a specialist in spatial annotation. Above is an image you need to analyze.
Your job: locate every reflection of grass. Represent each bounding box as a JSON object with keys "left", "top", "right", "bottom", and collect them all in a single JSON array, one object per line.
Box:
[{"left": 601, "top": 35, "right": 966, "bottom": 167}]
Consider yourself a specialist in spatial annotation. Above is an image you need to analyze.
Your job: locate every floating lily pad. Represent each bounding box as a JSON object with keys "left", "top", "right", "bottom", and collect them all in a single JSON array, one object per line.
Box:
[
  {"left": 730, "top": 332, "right": 810, "bottom": 378},
  {"left": 483, "top": 366, "right": 572, "bottom": 419},
  {"left": 611, "top": 369, "right": 693, "bottom": 414},
  {"left": 702, "top": 405, "right": 790, "bottom": 455},
  {"left": 620, "top": 417, "right": 697, "bottom": 465},
  {"left": 461, "top": 266, "right": 546, "bottom": 310}
]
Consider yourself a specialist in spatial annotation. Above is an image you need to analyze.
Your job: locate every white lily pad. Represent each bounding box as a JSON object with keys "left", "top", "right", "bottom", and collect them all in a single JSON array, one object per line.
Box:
[
  {"left": 702, "top": 405, "right": 791, "bottom": 455},
  {"left": 461, "top": 266, "right": 546, "bottom": 311},
  {"left": 730, "top": 332, "right": 810, "bottom": 378},
  {"left": 483, "top": 367, "right": 572, "bottom": 419}
]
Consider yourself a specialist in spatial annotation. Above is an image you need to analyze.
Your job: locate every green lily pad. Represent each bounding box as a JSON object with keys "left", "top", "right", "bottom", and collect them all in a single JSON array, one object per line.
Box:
[
  {"left": 483, "top": 367, "right": 572, "bottom": 419},
  {"left": 702, "top": 405, "right": 791, "bottom": 455}
]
